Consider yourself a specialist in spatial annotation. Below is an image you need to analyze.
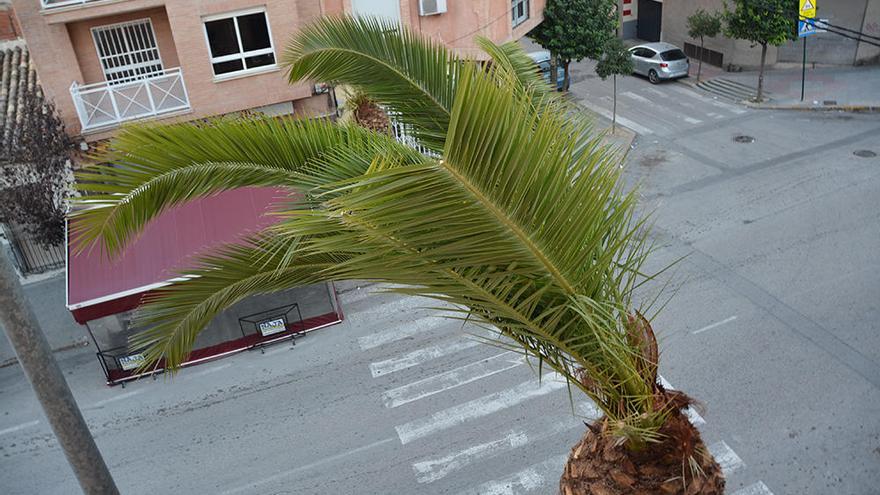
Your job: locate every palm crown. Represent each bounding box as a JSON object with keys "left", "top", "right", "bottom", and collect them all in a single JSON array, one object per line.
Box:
[{"left": 71, "top": 16, "right": 670, "bottom": 447}]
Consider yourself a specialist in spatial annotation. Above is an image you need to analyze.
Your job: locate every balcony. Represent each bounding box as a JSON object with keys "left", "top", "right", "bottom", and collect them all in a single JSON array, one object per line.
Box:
[{"left": 69, "top": 68, "right": 190, "bottom": 133}]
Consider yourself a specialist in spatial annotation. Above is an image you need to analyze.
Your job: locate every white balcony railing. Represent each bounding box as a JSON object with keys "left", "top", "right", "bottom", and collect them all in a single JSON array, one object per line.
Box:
[
  {"left": 70, "top": 68, "right": 190, "bottom": 132},
  {"left": 41, "top": 0, "right": 104, "bottom": 9}
]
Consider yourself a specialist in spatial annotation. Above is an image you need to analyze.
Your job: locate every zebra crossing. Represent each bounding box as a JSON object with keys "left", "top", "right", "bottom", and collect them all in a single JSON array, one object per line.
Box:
[
  {"left": 570, "top": 76, "right": 751, "bottom": 138},
  {"left": 347, "top": 292, "right": 776, "bottom": 494}
]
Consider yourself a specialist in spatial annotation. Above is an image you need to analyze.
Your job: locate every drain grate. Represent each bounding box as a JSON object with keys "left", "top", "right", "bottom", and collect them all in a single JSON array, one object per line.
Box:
[
  {"left": 733, "top": 135, "right": 755, "bottom": 143},
  {"left": 853, "top": 149, "right": 877, "bottom": 158}
]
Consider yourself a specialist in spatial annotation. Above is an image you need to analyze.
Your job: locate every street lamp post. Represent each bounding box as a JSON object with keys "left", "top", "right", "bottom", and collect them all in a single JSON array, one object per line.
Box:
[{"left": 0, "top": 248, "right": 120, "bottom": 495}]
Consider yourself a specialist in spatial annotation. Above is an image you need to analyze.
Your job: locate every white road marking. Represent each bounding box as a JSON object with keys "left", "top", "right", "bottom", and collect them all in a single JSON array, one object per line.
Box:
[
  {"left": 621, "top": 90, "right": 651, "bottom": 104},
  {"left": 709, "top": 440, "right": 745, "bottom": 475},
  {"left": 0, "top": 420, "right": 39, "bottom": 436},
  {"left": 669, "top": 84, "right": 748, "bottom": 114},
  {"left": 358, "top": 316, "right": 446, "bottom": 350},
  {"left": 370, "top": 339, "right": 481, "bottom": 377},
  {"left": 457, "top": 454, "right": 568, "bottom": 495},
  {"left": 89, "top": 389, "right": 144, "bottom": 408},
  {"left": 693, "top": 315, "right": 738, "bottom": 335},
  {"left": 413, "top": 403, "right": 598, "bottom": 484},
  {"left": 415, "top": 431, "right": 529, "bottom": 484},
  {"left": 187, "top": 363, "right": 232, "bottom": 378},
  {"left": 395, "top": 378, "right": 568, "bottom": 444},
  {"left": 684, "top": 116, "right": 703, "bottom": 124},
  {"left": 731, "top": 481, "right": 774, "bottom": 495},
  {"left": 658, "top": 376, "right": 706, "bottom": 425},
  {"left": 578, "top": 100, "right": 655, "bottom": 135},
  {"left": 644, "top": 86, "right": 666, "bottom": 97},
  {"left": 383, "top": 351, "right": 522, "bottom": 408},
  {"left": 220, "top": 437, "right": 395, "bottom": 494}
]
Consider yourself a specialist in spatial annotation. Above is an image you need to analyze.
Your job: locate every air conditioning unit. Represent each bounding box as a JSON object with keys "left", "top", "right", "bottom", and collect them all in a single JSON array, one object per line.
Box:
[{"left": 419, "top": 0, "right": 447, "bottom": 16}]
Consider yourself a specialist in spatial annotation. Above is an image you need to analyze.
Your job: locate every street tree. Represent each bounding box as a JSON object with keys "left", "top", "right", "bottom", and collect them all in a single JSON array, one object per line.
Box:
[
  {"left": 724, "top": 0, "right": 796, "bottom": 102},
  {"left": 0, "top": 79, "right": 73, "bottom": 248},
  {"left": 686, "top": 9, "right": 723, "bottom": 82},
  {"left": 595, "top": 37, "right": 634, "bottom": 133},
  {"left": 530, "top": 0, "right": 617, "bottom": 91},
  {"left": 70, "top": 16, "right": 725, "bottom": 494}
]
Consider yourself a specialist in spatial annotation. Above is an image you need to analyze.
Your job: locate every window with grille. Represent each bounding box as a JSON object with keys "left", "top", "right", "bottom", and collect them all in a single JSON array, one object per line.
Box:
[
  {"left": 512, "top": 0, "right": 530, "bottom": 27},
  {"left": 92, "top": 19, "right": 164, "bottom": 85},
  {"left": 203, "top": 8, "right": 276, "bottom": 78}
]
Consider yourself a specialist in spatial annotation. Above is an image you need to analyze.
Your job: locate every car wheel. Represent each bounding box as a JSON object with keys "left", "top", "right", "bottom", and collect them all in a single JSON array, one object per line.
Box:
[{"left": 648, "top": 70, "right": 660, "bottom": 84}]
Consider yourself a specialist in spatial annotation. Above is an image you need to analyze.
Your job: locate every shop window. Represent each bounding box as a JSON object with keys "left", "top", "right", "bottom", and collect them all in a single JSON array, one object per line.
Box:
[{"left": 203, "top": 8, "right": 276, "bottom": 78}]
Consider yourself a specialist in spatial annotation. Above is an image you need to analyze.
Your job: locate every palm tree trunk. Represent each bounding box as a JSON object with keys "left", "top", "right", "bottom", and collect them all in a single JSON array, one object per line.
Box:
[
  {"left": 697, "top": 36, "right": 704, "bottom": 83},
  {"left": 756, "top": 43, "right": 768, "bottom": 102},
  {"left": 559, "top": 410, "right": 725, "bottom": 494}
]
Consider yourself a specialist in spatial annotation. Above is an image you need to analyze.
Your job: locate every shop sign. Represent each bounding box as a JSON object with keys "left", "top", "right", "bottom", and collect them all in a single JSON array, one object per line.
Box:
[
  {"left": 119, "top": 353, "right": 146, "bottom": 371},
  {"left": 258, "top": 317, "right": 287, "bottom": 336}
]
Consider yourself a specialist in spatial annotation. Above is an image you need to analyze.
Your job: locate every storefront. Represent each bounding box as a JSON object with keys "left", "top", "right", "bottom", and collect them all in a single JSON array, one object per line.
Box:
[{"left": 67, "top": 187, "right": 344, "bottom": 386}]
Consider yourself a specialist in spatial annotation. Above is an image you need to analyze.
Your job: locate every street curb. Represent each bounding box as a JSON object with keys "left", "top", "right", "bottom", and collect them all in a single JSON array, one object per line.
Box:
[{"left": 742, "top": 102, "right": 880, "bottom": 113}]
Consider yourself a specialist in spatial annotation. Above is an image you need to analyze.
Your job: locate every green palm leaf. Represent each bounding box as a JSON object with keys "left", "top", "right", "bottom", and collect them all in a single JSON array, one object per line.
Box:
[{"left": 74, "top": 18, "right": 676, "bottom": 444}]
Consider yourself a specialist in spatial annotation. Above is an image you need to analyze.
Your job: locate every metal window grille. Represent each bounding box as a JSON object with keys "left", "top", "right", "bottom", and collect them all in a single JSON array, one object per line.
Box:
[
  {"left": 92, "top": 19, "right": 164, "bottom": 85},
  {"left": 2, "top": 224, "right": 64, "bottom": 275},
  {"left": 512, "top": 0, "right": 530, "bottom": 27}
]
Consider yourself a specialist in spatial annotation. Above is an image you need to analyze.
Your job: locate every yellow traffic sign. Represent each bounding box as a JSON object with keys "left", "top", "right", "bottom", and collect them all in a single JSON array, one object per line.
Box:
[{"left": 800, "top": 0, "right": 816, "bottom": 19}]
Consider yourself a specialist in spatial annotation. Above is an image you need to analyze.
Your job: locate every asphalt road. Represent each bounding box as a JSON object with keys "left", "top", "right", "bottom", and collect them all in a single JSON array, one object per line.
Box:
[{"left": 1, "top": 69, "right": 879, "bottom": 495}]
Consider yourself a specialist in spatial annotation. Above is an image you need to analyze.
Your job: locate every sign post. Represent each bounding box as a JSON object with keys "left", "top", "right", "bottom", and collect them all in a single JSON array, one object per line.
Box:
[{"left": 798, "top": 0, "right": 818, "bottom": 102}]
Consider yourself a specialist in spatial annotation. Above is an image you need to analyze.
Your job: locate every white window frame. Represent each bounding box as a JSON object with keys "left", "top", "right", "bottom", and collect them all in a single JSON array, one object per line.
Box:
[
  {"left": 512, "top": 0, "right": 530, "bottom": 28},
  {"left": 202, "top": 7, "right": 277, "bottom": 81},
  {"left": 91, "top": 18, "right": 164, "bottom": 85}
]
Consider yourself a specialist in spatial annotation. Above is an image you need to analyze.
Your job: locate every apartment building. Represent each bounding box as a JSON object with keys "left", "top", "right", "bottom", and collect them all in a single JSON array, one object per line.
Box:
[{"left": 10, "top": 0, "right": 545, "bottom": 140}]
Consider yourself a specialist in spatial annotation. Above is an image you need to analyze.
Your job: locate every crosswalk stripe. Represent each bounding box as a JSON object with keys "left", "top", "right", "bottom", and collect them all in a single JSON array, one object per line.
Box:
[
  {"left": 358, "top": 316, "right": 446, "bottom": 350},
  {"left": 395, "top": 378, "right": 568, "bottom": 445},
  {"left": 457, "top": 454, "right": 568, "bottom": 495},
  {"left": 621, "top": 91, "right": 651, "bottom": 104},
  {"left": 731, "top": 481, "right": 774, "bottom": 495},
  {"left": 413, "top": 402, "right": 598, "bottom": 484},
  {"left": 578, "top": 99, "right": 655, "bottom": 135},
  {"left": 370, "top": 339, "right": 481, "bottom": 377},
  {"left": 668, "top": 84, "right": 748, "bottom": 114},
  {"left": 708, "top": 440, "right": 745, "bottom": 475},
  {"left": 383, "top": 351, "right": 522, "bottom": 408}
]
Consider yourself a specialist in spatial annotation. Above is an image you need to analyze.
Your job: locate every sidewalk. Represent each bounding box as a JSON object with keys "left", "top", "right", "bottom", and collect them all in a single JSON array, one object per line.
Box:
[{"left": 691, "top": 64, "right": 880, "bottom": 111}]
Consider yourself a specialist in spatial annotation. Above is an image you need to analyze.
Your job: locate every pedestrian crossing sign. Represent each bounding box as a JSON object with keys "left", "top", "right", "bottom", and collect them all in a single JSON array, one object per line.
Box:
[
  {"left": 798, "top": 19, "right": 817, "bottom": 37},
  {"left": 800, "top": 0, "right": 816, "bottom": 19}
]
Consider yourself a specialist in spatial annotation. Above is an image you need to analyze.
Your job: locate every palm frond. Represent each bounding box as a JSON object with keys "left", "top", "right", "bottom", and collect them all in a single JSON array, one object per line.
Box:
[
  {"left": 70, "top": 117, "right": 403, "bottom": 255},
  {"left": 283, "top": 15, "right": 457, "bottom": 151}
]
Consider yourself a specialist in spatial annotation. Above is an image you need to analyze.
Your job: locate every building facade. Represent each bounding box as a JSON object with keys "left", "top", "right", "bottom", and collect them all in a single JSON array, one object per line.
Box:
[
  {"left": 11, "top": 0, "right": 545, "bottom": 140},
  {"left": 630, "top": 0, "right": 880, "bottom": 70}
]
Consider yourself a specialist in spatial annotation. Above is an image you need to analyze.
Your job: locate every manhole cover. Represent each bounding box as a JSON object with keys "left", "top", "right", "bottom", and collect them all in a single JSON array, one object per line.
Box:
[
  {"left": 733, "top": 135, "right": 755, "bottom": 143},
  {"left": 854, "top": 150, "right": 877, "bottom": 158}
]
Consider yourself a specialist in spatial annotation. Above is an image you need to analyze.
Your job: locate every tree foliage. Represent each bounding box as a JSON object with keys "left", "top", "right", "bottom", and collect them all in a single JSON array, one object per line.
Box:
[
  {"left": 0, "top": 82, "right": 73, "bottom": 247},
  {"left": 723, "top": 0, "right": 795, "bottom": 47},
  {"left": 530, "top": 0, "right": 618, "bottom": 89},
  {"left": 687, "top": 9, "right": 723, "bottom": 41},
  {"left": 595, "top": 37, "right": 633, "bottom": 80}
]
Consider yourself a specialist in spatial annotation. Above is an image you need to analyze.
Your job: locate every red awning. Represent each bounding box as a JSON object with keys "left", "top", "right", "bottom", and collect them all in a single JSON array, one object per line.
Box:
[{"left": 67, "top": 187, "right": 288, "bottom": 323}]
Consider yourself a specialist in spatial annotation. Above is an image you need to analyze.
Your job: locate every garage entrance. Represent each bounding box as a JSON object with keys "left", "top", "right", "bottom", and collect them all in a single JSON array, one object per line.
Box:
[{"left": 637, "top": 0, "right": 662, "bottom": 42}]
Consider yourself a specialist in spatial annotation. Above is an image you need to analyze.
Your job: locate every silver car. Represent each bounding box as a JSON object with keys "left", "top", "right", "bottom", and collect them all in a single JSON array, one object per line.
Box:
[{"left": 628, "top": 42, "right": 689, "bottom": 84}]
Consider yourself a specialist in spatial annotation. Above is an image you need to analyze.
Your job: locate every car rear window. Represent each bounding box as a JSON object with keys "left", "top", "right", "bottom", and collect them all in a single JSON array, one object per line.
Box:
[{"left": 660, "top": 49, "right": 687, "bottom": 61}]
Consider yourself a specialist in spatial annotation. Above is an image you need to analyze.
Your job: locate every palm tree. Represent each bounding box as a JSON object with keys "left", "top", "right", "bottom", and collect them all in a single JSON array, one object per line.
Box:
[{"left": 70, "top": 16, "right": 724, "bottom": 494}]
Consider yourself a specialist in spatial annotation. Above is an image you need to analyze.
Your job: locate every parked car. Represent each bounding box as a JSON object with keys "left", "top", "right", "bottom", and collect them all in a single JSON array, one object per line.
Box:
[
  {"left": 527, "top": 51, "right": 566, "bottom": 90},
  {"left": 628, "top": 42, "right": 689, "bottom": 84}
]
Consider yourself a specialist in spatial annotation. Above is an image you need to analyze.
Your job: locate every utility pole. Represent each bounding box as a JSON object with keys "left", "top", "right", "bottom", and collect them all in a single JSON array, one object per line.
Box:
[{"left": 0, "top": 248, "right": 120, "bottom": 495}]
